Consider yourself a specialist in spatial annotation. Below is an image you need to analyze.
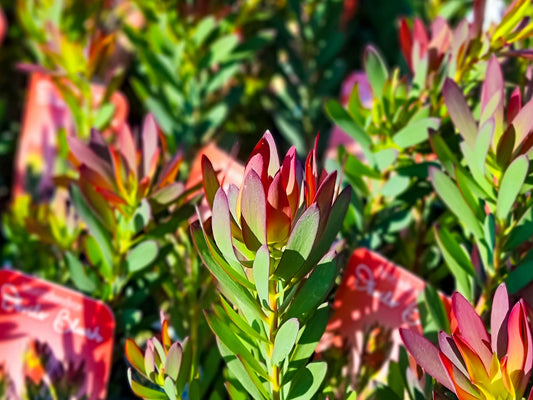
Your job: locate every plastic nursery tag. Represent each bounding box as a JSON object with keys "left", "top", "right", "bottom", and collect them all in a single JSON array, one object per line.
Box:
[
  {"left": 0, "top": 269, "right": 115, "bottom": 400},
  {"left": 320, "top": 248, "right": 451, "bottom": 352},
  {"left": 328, "top": 248, "right": 425, "bottom": 334},
  {"left": 187, "top": 142, "right": 244, "bottom": 190},
  {"left": 12, "top": 72, "right": 128, "bottom": 198}
]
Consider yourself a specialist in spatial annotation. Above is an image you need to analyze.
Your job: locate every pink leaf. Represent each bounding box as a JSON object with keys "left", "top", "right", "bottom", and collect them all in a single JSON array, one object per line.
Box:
[
  {"left": 508, "top": 87, "right": 522, "bottom": 122},
  {"left": 142, "top": 114, "right": 159, "bottom": 178},
  {"left": 443, "top": 79, "right": 478, "bottom": 149},
  {"left": 240, "top": 170, "right": 267, "bottom": 250},
  {"left": 452, "top": 292, "right": 492, "bottom": 371},
  {"left": 400, "top": 329, "right": 454, "bottom": 391},
  {"left": 490, "top": 283, "right": 510, "bottom": 358}
]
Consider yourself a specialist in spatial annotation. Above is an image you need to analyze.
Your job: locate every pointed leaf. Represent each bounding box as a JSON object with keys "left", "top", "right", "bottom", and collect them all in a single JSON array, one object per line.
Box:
[
  {"left": 212, "top": 188, "right": 248, "bottom": 281},
  {"left": 65, "top": 252, "right": 97, "bottom": 293},
  {"left": 443, "top": 78, "right": 477, "bottom": 148},
  {"left": 125, "top": 340, "right": 147, "bottom": 378},
  {"left": 325, "top": 100, "right": 372, "bottom": 154},
  {"left": 297, "top": 187, "right": 351, "bottom": 279},
  {"left": 275, "top": 205, "right": 320, "bottom": 281},
  {"left": 128, "top": 369, "right": 167, "bottom": 399},
  {"left": 393, "top": 118, "right": 440, "bottom": 148},
  {"left": 191, "top": 222, "right": 265, "bottom": 323},
  {"left": 364, "top": 46, "right": 388, "bottom": 98},
  {"left": 272, "top": 318, "right": 299, "bottom": 366},
  {"left": 217, "top": 340, "right": 268, "bottom": 400},
  {"left": 241, "top": 170, "right": 267, "bottom": 250},
  {"left": 253, "top": 244, "right": 271, "bottom": 310},
  {"left": 286, "top": 361, "right": 327, "bottom": 400},
  {"left": 286, "top": 259, "right": 336, "bottom": 321},
  {"left": 497, "top": 155, "right": 529, "bottom": 221},
  {"left": 432, "top": 169, "right": 483, "bottom": 239},
  {"left": 205, "top": 312, "right": 269, "bottom": 380},
  {"left": 399, "top": 329, "right": 454, "bottom": 391},
  {"left": 126, "top": 240, "right": 159, "bottom": 273},
  {"left": 165, "top": 342, "right": 183, "bottom": 381}
]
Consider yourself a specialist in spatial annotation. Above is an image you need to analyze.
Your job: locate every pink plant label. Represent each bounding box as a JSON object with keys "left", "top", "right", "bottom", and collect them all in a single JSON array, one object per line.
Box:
[
  {"left": 325, "top": 248, "right": 430, "bottom": 342},
  {"left": 0, "top": 269, "right": 115, "bottom": 399}
]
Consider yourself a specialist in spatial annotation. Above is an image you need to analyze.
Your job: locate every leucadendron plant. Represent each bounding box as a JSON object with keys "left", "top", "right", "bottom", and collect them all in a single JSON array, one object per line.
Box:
[
  {"left": 191, "top": 132, "right": 351, "bottom": 400},
  {"left": 430, "top": 56, "right": 533, "bottom": 304},
  {"left": 126, "top": 312, "right": 198, "bottom": 400},
  {"left": 64, "top": 114, "right": 194, "bottom": 301},
  {"left": 401, "top": 283, "right": 533, "bottom": 400}
]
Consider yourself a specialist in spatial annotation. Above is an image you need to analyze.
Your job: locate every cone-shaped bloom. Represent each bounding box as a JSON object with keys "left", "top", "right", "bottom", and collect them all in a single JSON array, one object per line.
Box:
[
  {"left": 68, "top": 114, "right": 185, "bottom": 223},
  {"left": 201, "top": 131, "right": 348, "bottom": 257},
  {"left": 401, "top": 284, "right": 533, "bottom": 400}
]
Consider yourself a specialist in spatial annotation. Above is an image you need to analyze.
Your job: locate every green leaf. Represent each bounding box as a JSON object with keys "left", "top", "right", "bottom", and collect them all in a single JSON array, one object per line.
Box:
[
  {"left": 297, "top": 187, "right": 351, "bottom": 279},
  {"left": 191, "top": 222, "right": 265, "bottom": 324},
  {"left": 344, "top": 153, "right": 381, "bottom": 179},
  {"left": 66, "top": 252, "right": 96, "bottom": 293},
  {"left": 218, "top": 340, "right": 267, "bottom": 400},
  {"left": 206, "top": 312, "right": 269, "bottom": 380},
  {"left": 94, "top": 103, "right": 116, "bottom": 131},
  {"left": 286, "top": 362, "right": 327, "bottom": 400},
  {"left": 275, "top": 205, "right": 320, "bottom": 281},
  {"left": 434, "top": 227, "right": 476, "bottom": 300},
  {"left": 432, "top": 169, "right": 483, "bottom": 239},
  {"left": 70, "top": 185, "right": 113, "bottom": 269},
  {"left": 381, "top": 175, "right": 410, "bottom": 198},
  {"left": 393, "top": 118, "right": 440, "bottom": 148},
  {"left": 206, "top": 63, "right": 240, "bottom": 94},
  {"left": 164, "top": 377, "right": 177, "bottom": 400},
  {"left": 188, "top": 380, "right": 200, "bottom": 400},
  {"left": 220, "top": 297, "right": 268, "bottom": 344},
  {"left": 429, "top": 133, "right": 460, "bottom": 175},
  {"left": 364, "top": 46, "right": 388, "bottom": 98},
  {"left": 205, "top": 34, "right": 240, "bottom": 67},
  {"left": 193, "top": 16, "right": 216, "bottom": 45},
  {"left": 272, "top": 318, "right": 299, "bottom": 366},
  {"left": 504, "top": 205, "right": 533, "bottom": 250},
  {"left": 128, "top": 369, "right": 167, "bottom": 399},
  {"left": 422, "top": 285, "right": 450, "bottom": 333},
  {"left": 125, "top": 340, "right": 147, "bottom": 378},
  {"left": 131, "top": 199, "right": 151, "bottom": 233},
  {"left": 455, "top": 168, "right": 484, "bottom": 221},
  {"left": 496, "top": 155, "right": 529, "bottom": 221},
  {"left": 85, "top": 235, "right": 112, "bottom": 280},
  {"left": 496, "top": 126, "right": 516, "bottom": 168},
  {"left": 273, "top": 112, "right": 306, "bottom": 156},
  {"left": 325, "top": 100, "right": 372, "bottom": 156},
  {"left": 176, "top": 338, "right": 192, "bottom": 395},
  {"left": 284, "top": 304, "right": 329, "bottom": 384},
  {"left": 126, "top": 240, "right": 159, "bottom": 274},
  {"left": 253, "top": 244, "right": 271, "bottom": 310},
  {"left": 285, "top": 259, "right": 336, "bottom": 321},
  {"left": 506, "top": 257, "right": 533, "bottom": 294},
  {"left": 374, "top": 148, "right": 398, "bottom": 172}
]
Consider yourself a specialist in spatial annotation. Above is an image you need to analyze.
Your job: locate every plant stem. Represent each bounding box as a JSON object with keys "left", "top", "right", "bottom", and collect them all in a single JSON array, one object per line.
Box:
[{"left": 269, "top": 279, "right": 281, "bottom": 400}]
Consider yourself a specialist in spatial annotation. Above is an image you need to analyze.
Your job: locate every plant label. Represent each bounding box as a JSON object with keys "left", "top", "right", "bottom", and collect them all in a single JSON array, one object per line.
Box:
[
  {"left": 328, "top": 248, "right": 427, "bottom": 334},
  {"left": 0, "top": 269, "right": 115, "bottom": 399}
]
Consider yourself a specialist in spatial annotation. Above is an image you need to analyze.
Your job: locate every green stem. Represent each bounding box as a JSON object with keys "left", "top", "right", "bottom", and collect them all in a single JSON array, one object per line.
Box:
[{"left": 269, "top": 279, "right": 281, "bottom": 400}]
